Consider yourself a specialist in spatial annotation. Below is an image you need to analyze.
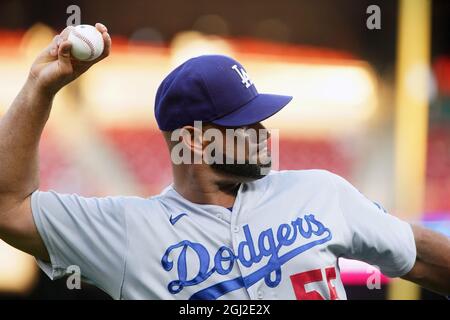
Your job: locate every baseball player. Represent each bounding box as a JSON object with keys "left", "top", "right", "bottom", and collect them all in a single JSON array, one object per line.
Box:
[{"left": 0, "top": 24, "right": 449, "bottom": 300}]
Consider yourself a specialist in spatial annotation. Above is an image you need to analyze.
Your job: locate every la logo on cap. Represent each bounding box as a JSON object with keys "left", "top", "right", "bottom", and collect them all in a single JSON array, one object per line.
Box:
[{"left": 232, "top": 64, "right": 253, "bottom": 89}]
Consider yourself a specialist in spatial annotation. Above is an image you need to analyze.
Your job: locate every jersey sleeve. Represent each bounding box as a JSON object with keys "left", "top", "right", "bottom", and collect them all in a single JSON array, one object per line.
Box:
[
  {"left": 30, "top": 189, "right": 127, "bottom": 299},
  {"left": 329, "top": 173, "right": 417, "bottom": 278}
]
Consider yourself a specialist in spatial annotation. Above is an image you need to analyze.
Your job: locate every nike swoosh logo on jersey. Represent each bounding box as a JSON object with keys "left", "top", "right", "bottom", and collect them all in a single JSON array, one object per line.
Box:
[{"left": 170, "top": 213, "right": 188, "bottom": 225}]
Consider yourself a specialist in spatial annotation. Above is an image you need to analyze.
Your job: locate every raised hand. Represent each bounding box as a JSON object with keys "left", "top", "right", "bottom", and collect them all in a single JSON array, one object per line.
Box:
[{"left": 28, "top": 23, "right": 111, "bottom": 96}]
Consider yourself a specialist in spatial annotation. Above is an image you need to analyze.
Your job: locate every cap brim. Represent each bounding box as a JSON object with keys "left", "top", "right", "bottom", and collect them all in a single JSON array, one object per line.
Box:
[{"left": 211, "top": 93, "right": 293, "bottom": 127}]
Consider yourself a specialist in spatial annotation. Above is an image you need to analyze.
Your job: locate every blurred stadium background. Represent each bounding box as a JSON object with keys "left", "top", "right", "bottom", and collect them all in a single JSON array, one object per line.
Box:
[{"left": 0, "top": 0, "right": 449, "bottom": 300}]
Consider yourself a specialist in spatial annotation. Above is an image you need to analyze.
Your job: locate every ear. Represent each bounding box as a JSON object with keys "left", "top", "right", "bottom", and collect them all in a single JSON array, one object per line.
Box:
[{"left": 180, "top": 125, "right": 204, "bottom": 158}]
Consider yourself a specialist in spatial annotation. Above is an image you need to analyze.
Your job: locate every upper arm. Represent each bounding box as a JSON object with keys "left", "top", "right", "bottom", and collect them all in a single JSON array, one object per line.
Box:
[
  {"left": 329, "top": 172, "right": 417, "bottom": 277},
  {"left": 0, "top": 193, "right": 49, "bottom": 261},
  {"left": 28, "top": 190, "right": 128, "bottom": 298}
]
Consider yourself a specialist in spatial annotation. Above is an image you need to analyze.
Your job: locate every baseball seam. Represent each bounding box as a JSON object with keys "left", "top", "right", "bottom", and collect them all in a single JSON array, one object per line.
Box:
[{"left": 71, "top": 27, "right": 97, "bottom": 61}]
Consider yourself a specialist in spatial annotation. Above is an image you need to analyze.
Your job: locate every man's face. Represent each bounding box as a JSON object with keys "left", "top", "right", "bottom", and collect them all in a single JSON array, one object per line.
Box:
[{"left": 205, "top": 122, "right": 272, "bottom": 181}]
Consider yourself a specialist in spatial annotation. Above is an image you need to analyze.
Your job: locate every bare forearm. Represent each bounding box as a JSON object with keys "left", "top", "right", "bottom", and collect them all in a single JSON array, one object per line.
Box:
[
  {"left": 0, "top": 77, "right": 54, "bottom": 199},
  {"left": 403, "top": 224, "right": 450, "bottom": 295}
]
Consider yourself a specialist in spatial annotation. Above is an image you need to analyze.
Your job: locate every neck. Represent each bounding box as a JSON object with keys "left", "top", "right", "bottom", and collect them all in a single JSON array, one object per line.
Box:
[{"left": 172, "top": 164, "right": 240, "bottom": 208}]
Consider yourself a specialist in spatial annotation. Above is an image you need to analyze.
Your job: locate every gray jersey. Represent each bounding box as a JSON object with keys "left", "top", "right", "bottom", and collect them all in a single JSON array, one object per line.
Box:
[{"left": 31, "top": 170, "right": 416, "bottom": 300}]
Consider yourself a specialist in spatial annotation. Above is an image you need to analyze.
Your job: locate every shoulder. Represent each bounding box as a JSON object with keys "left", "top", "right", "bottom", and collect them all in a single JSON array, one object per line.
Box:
[
  {"left": 255, "top": 169, "right": 339, "bottom": 186},
  {"left": 245, "top": 169, "right": 342, "bottom": 196},
  {"left": 84, "top": 192, "right": 168, "bottom": 216},
  {"left": 117, "top": 185, "right": 185, "bottom": 216}
]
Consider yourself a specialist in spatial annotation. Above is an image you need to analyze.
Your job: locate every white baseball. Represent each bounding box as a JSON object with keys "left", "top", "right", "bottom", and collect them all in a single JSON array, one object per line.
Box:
[{"left": 68, "top": 25, "right": 104, "bottom": 61}]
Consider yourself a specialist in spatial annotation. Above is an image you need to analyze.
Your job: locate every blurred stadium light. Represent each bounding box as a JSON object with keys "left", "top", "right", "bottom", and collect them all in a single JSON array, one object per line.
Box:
[
  {"left": 50, "top": 31, "right": 378, "bottom": 136},
  {"left": 0, "top": 241, "right": 37, "bottom": 293}
]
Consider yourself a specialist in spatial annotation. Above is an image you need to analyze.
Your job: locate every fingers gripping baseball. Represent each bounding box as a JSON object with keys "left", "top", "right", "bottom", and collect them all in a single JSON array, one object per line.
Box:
[
  {"left": 57, "top": 40, "right": 73, "bottom": 75},
  {"left": 29, "top": 23, "right": 111, "bottom": 95}
]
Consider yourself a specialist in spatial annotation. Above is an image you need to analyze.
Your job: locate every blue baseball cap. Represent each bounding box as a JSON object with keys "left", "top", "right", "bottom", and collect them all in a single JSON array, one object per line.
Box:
[{"left": 154, "top": 55, "right": 292, "bottom": 131}]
